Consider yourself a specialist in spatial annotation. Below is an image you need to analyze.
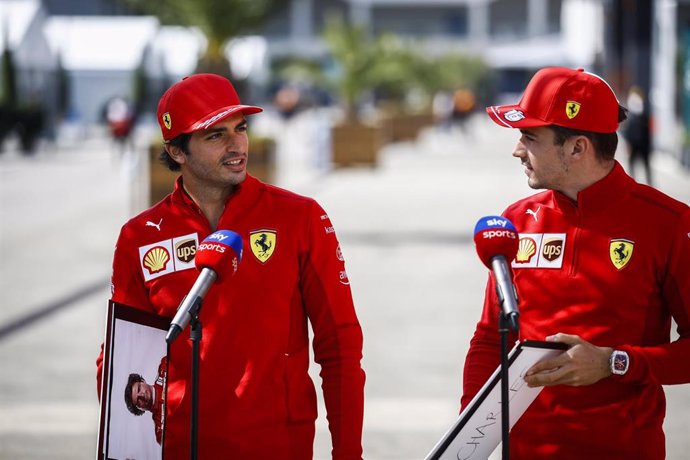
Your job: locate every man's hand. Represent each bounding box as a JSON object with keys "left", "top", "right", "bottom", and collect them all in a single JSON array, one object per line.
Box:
[{"left": 524, "top": 333, "right": 613, "bottom": 388}]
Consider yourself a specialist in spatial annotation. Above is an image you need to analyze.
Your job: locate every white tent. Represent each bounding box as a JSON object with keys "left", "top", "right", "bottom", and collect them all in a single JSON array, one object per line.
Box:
[{"left": 44, "top": 15, "right": 159, "bottom": 124}]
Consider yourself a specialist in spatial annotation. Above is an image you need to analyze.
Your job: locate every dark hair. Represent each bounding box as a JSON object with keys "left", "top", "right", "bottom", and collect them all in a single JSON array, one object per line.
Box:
[
  {"left": 159, "top": 133, "right": 192, "bottom": 171},
  {"left": 124, "top": 373, "right": 145, "bottom": 416},
  {"left": 550, "top": 105, "right": 629, "bottom": 161}
]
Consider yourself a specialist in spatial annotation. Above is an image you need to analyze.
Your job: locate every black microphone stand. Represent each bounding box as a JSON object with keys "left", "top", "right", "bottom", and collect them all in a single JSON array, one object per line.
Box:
[
  {"left": 189, "top": 310, "right": 202, "bottom": 460},
  {"left": 498, "top": 309, "right": 519, "bottom": 460},
  {"left": 168, "top": 295, "right": 204, "bottom": 460}
]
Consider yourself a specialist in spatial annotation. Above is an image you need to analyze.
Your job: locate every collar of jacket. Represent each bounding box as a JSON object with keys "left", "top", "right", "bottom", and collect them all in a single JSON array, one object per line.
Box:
[
  {"left": 551, "top": 160, "right": 635, "bottom": 216},
  {"left": 170, "top": 173, "right": 263, "bottom": 218}
]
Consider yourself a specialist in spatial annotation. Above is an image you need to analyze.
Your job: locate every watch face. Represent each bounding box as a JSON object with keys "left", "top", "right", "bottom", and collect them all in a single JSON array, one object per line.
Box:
[{"left": 613, "top": 352, "right": 628, "bottom": 373}]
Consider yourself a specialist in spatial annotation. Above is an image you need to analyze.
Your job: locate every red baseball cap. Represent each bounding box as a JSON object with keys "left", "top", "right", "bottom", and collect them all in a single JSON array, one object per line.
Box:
[
  {"left": 486, "top": 67, "right": 621, "bottom": 133},
  {"left": 157, "top": 73, "right": 263, "bottom": 142}
]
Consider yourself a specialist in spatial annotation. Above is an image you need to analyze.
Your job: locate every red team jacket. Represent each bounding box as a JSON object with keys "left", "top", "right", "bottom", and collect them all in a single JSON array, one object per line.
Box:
[
  {"left": 463, "top": 162, "right": 690, "bottom": 459},
  {"left": 97, "top": 174, "right": 365, "bottom": 459}
]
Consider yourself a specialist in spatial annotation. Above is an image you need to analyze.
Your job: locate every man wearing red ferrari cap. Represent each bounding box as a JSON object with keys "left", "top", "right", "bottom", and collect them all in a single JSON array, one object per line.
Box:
[
  {"left": 463, "top": 67, "right": 690, "bottom": 458},
  {"left": 97, "top": 74, "right": 365, "bottom": 459}
]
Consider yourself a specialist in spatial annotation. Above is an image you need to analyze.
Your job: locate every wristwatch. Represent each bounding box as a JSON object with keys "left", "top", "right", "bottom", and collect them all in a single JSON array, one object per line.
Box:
[{"left": 610, "top": 350, "right": 629, "bottom": 376}]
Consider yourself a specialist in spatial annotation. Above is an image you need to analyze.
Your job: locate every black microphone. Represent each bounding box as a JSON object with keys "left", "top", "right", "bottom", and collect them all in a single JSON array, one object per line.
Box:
[
  {"left": 473, "top": 216, "right": 520, "bottom": 331},
  {"left": 166, "top": 230, "right": 243, "bottom": 344}
]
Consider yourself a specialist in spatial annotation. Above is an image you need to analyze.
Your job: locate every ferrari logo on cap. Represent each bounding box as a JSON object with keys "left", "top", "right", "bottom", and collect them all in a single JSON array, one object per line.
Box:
[
  {"left": 250, "top": 230, "right": 276, "bottom": 263},
  {"left": 162, "top": 112, "right": 172, "bottom": 130},
  {"left": 566, "top": 101, "right": 581, "bottom": 119},
  {"left": 609, "top": 239, "right": 634, "bottom": 270}
]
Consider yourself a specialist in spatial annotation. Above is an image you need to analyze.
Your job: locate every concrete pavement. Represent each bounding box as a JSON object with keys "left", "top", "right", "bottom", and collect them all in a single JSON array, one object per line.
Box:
[{"left": 0, "top": 115, "right": 689, "bottom": 459}]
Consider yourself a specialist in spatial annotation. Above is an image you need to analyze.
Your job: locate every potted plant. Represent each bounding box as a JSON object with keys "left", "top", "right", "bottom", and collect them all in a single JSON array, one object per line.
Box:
[{"left": 322, "top": 17, "right": 387, "bottom": 167}]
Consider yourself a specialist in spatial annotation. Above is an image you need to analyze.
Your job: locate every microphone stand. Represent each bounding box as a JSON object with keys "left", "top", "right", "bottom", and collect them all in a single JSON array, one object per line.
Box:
[
  {"left": 169, "top": 294, "right": 204, "bottom": 460},
  {"left": 190, "top": 311, "right": 202, "bottom": 460},
  {"left": 498, "top": 310, "right": 518, "bottom": 460}
]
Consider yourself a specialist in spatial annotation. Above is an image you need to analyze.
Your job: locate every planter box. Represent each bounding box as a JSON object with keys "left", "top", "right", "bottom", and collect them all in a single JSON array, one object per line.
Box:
[
  {"left": 149, "top": 144, "right": 179, "bottom": 206},
  {"left": 331, "top": 122, "right": 383, "bottom": 167},
  {"left": 382, "top": 113, "right": 434, "bottom": 143},
  {"left": 248, "top": 137, "right": 276, "bottom": 184}
]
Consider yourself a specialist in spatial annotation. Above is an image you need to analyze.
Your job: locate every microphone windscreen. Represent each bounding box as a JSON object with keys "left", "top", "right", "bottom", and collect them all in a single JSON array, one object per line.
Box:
[
  {"left": 195, "top": 230, "right": 243, "bottom": 280},
  {"left": 473, "top": 216, "right": 519, "bottom": 268}
]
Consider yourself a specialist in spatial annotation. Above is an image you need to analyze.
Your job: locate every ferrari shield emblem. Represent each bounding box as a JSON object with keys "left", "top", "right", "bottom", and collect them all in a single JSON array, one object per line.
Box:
[
  {"left": 250, "top": 230, "right": 276, "bottom": 263},
  {"left": 566, "top": 101, "right": 581, "bottom": 119},
  {"left": 162, "top": 112, "right": 172, "bottom": 130},
  {"left": 609, "top": 239, "right": 634, "bottom": 270}
]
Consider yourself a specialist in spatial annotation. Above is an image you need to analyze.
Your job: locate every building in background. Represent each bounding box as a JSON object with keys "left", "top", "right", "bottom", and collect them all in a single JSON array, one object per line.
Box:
[
  {"left": 0, "top": 0, "right": 680, "bottom": 163},
  {"left": 0, "top": 0, "right": 59, "bottom": 141}
]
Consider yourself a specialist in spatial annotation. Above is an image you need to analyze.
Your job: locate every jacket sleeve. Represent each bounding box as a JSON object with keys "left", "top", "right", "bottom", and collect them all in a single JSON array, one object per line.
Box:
[
  {"left": 619, "top": 208, "right": 690, "bottom": 385},
  {"left": 300, "top": 201, "right": 365, "bottom": 460},
  {"left": 461, "top": 273, "right": 518, "bottom": 410},
  {"left": 96, "top": 224, "right": 155, "bottom": 397}
]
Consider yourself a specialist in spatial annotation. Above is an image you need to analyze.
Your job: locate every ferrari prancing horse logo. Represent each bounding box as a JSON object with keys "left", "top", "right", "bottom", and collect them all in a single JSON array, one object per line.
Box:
[
  {"left": 162, "top": 112, "right": 172, "bottom": 130},
  {"left": 566, "top": 101, "right": 581, "bottom": 119},
  {"left": 609, "top": 239, "right": 634, "bottom": 270},
  {"left": 250, "top": 230, "right": 276, "bottom": 263}
]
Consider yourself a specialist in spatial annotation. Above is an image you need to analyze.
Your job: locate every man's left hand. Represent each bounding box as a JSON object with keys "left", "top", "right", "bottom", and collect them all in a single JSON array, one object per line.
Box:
[{"left": 524, "top": 333, "right": 613, "bottom": 387}]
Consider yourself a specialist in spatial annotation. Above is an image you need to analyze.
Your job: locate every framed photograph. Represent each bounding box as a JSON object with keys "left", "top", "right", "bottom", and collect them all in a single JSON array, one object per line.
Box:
[{"left": 98, "top": 301, "right": 170, "bottom": 460}]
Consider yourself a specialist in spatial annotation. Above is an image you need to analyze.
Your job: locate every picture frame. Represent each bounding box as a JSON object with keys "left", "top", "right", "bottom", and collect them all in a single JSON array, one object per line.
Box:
[{"left": 97, "top": 301, "right": 170, "bottom": 460}]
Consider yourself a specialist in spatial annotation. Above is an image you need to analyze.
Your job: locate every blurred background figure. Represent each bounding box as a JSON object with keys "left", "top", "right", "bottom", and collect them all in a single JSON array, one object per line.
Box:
[
  {"left": 450, "top": 88, "right": 476, "bottom": 133},
  {"left": 273, "top": 84, "right": 302, "bottom": 119},
  {"left": 104, "top": 96, "right": 135, "bottom": 155},
  {"left": 432, "top": 90, "right": 454, "bottom": 131},
  {"left": 622, "top": 86, "right": 653, "bottom": 186}
]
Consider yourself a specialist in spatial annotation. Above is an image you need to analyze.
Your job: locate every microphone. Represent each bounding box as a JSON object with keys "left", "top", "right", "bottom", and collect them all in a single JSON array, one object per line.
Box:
[
  {"left": 166, "top": 230, "right": 243, "bottom": 344},
  {"left": 473, "top": 216, "right": 520, "bottom": 331}
]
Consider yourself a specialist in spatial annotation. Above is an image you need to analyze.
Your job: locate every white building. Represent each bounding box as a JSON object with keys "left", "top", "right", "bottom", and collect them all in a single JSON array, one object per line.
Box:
[{"left": 44, "top": 15, "right": 159, "bottom": 125}]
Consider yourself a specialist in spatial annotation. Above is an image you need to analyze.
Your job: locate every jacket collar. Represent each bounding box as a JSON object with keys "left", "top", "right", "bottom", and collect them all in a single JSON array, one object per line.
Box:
[
  {"left": 551, "top": 161, "right": 635, "bottom": 215},
  {"left": 170, "top": 173, "right": 264, "bottom": 218}
]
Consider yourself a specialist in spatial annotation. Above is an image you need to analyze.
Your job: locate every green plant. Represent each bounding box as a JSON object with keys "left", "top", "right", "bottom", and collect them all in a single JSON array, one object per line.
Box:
[
  {"left": 322, "top": 17, "right": 382, "bottom": 120},
  {"left": 118, "top": 0, "right": 284, "bottom": 76}
]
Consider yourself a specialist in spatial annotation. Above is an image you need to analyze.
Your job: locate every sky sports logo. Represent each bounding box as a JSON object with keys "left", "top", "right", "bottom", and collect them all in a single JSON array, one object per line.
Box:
[
  {"left": 481, "top": 230, "right": 517, "bottom": 239},
  {"left": 485, "top": 218, "right": 509, "bottom": 227},
  {"left": 477, "top": 217, "right": 518, "bottom": 239}
]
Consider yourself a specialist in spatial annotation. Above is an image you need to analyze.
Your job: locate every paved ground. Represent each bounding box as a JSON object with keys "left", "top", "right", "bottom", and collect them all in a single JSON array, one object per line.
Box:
[{"left": 0, "top": 115, "right": 689, "bottom": 459}]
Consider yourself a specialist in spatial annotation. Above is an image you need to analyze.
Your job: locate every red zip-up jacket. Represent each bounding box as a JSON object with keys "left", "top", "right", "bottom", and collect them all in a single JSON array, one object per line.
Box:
[
  {"left": 97, "top": 174, "right": 365, "bottom": 459},
  {"left": 463, "top": 162, "right": 690, "bottom": 459}
]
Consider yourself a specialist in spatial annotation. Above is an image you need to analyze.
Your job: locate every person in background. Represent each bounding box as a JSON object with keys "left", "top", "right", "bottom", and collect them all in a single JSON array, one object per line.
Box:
[
  {"left": 621, "top": 85, "right": 653, "bottom": 186},
  {"left": 98, "top": 73, "right": 365, "bottom": 460},
  {"left": 464, "top": 67, "right": 690, "bottom": 459}
]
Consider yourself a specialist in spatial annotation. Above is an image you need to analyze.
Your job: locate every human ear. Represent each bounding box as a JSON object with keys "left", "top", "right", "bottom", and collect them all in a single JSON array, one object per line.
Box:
[
  {"left": 569, "top": 136, "right": 589, "bottom": 160},
  {"left": 165, "top": 144, "right": 186, "bottom": 166}
]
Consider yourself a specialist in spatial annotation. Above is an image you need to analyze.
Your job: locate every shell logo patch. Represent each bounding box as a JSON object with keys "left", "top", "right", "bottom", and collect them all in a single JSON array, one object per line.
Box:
[
  {"left": 143, "top": 246, "right": 170, "bottom": 274},
  {"left": 516, "top": 237, "right": 538, "bottom": 263},
  {"left": 250, "top": 230, "right": 276, "bottom": 263},
  {"left": 566, "top": 101, "right": 581, "bottom": 119},
  {"left": 162, "top": 112, "right": 172, "bottom": 130},
  {"left": 609, "top": 239, "right": 634, "bottom": 270}
]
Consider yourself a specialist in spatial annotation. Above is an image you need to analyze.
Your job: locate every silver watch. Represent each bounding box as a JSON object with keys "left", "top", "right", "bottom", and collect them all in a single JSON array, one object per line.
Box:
[{"left": 610, "top": 350, "right": 629, "bottom": 376}]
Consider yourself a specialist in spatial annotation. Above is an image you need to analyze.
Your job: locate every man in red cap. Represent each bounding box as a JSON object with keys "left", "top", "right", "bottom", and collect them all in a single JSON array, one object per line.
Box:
[
  {"left": 97, "top": 74, "right": 365, "bottom": 459},
  {"left": 463, "top": 67, "right": 690, "bottom": 458},
  {"left": 124, "top": 358, "right": 167, "bottom": 445}
]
